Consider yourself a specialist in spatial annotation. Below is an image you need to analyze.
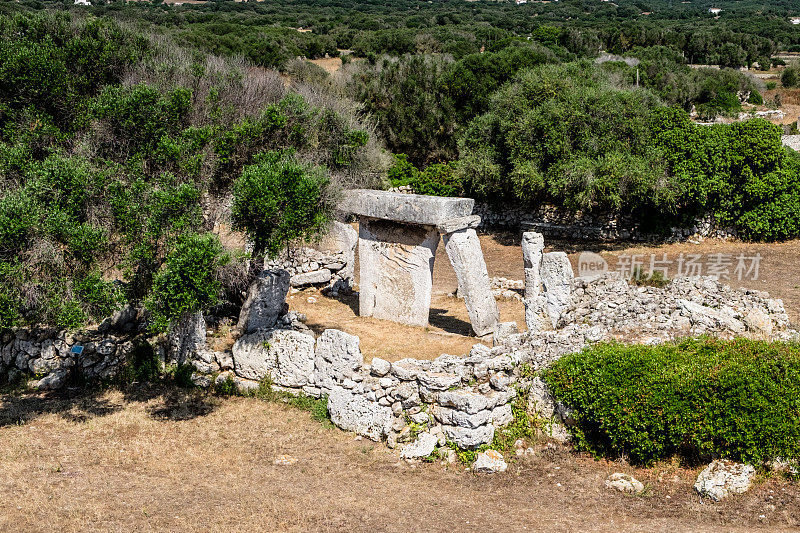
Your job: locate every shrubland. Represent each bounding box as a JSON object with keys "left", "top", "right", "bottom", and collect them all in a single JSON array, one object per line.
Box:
[{"left": 0, "top": 11, "right": 385, "bottom": 332}]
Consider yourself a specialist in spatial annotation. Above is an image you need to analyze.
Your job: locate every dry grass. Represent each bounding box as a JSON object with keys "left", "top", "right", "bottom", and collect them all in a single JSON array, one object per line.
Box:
[{"left": 0, "top": 386, "right": 797, "bottom": 532}]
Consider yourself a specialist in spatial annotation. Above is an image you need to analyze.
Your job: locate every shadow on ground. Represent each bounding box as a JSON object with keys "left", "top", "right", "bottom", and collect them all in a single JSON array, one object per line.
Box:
[{"left": 0, "top": 383, "right": 219, "bottom": 427}]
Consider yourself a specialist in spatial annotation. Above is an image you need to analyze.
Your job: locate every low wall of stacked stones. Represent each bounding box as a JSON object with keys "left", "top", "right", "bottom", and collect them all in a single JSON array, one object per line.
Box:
[
  {"left": 0, "top": 306, "right": 141, "bottom": 390},
  {"left": 472, "top": 204, "right": 736, "bottom": 242},
  {"left": 175, "top": 310, "right": 532, "bottom": 451}
]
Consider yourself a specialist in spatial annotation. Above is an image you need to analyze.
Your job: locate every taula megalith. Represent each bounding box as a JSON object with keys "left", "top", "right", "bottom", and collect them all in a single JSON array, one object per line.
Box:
[{"left": 339, "top": 190, "right": 499, "bottom": 336}]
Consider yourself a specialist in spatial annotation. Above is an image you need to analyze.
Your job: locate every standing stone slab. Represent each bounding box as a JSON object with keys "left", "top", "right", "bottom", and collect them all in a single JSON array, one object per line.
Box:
[
  {"left": 358, "top": 218, "right": 439, "bottom": 327},
  {"left": 522, "top": 232, "right": 547, "bottom": 332},
  {"left": 340, "top": 190, "right": 474, "bottom": 225},
  {"left": 237, "top": 269, "right": 290, "bottom": 334},
  {"left": 541, "top": 252, "right": 574, "bottom": 328},
  {"left": 232, "top": 329, "right": 316, "bottom": 387},
  {"left": 442, "top": 228, "right": 498, "bottom": 336}
]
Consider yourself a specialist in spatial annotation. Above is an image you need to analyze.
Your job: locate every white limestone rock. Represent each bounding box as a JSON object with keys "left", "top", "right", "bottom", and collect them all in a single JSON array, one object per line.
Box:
[
  {"left": 358, "top": 218, "right": 439, "bottom": 327},
  {"left": 327, "top": 387, "right": 393, "bottom": 441},
  {"left": 370, "top": 357, "right": 391, "bottom": 377},
  {"left": 472, "top": 449, "right": 507, "bottom": 473},
  {"left": 340, "top": 190, "right": 474, "bottom": 226},
  {"left": 442, "top": 424, "right": 494, "bottom": 449},
  {"left": 679, "top": 299, "right": 746, "bottom": 334},
  {"left": 432, "top": 406, "right": 493, "bottom": 429},
  {"left": 442, "top": 227, "right": 499, "bottom": 336},
  {"left": 314, "top": 329, "right": 363, "bottom": 392},
  {"left": 541, "top": 252, "right": 574, "bottom": 328},
  {"left": 291, "top": 268, "right": 333, "bottom": 287},
  {"left": 522, "top": 231, "right": 547, "bottom": 332},
  {"left": 232, "top": 329, "right": 315, "bottom": 387},
  {"left": 400, "top": 431, "right": 438, "bottom": 459},
  {"left": 605, "top": 473, "right": 645, "bottom": 494},
  {"left": 694, "top": 460, "right": 755, "bottom": 501},
  {"left": 237, "top": 269, "right": 290, "bottom": 334}
]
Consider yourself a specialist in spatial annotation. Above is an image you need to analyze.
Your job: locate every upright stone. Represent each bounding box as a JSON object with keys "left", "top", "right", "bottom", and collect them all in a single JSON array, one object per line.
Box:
[
  {"left": 359, "top": 218, "right": 439, "bottom": 327},
  {"left": 541, "top": 252, "right": 574, "bottom": 328},
  {"left": 521, "top": 232, "right": 547, "bottom": 331},
  {"left": 442, "top": 228, "right": 498, "bottom": 336},
  {"left": 237, "top": 269, "right": 290, "bottom": 334},
  {"left": 318, "top": 221, "right": 358, "bottom": 292}
]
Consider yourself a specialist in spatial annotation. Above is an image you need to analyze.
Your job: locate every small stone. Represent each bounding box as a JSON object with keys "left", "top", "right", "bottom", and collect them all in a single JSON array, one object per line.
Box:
[
  {"left": 273, "top": 454, "right": 298, "bottom": 466},
  {"left": 370, "top": 357, "right": 391, "bottom": 377},
  {"left": 307, "top": 296, "right": 318, "bottom": 304},
  {"left": 472, "top": 450, "right": 507, "bottom": 474},
  {"left": 694, "top": 460, "right": 755, "bottom": 501},
  {"left": 605, "top": 473, "right": 645, "bottom": 494},
  {"left": 400, "top": 432, "right": 438, "bottom": 459}
]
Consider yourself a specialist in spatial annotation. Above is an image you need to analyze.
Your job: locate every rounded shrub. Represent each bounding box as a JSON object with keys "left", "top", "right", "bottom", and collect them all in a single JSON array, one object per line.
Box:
[{"left": 543, "top": 338, "right": 800, "bottom": 466}]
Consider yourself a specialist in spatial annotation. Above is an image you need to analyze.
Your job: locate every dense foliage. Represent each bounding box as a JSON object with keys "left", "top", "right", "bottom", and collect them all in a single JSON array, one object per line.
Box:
[
  {"left": 543, "top": 338, "right": 800, "bottom": 466},
  {"left": 0, "top": 11, "right": 383, "bottom": 331},
  {"left": 457, "top": 63, "right": 800, "bottom": 239}
]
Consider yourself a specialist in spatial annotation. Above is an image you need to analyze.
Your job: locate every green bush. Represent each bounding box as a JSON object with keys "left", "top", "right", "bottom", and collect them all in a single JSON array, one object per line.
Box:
[
  {"left": 747, "top": 91, "right": 763, "bottom": 105},
  {"left": 782, "top": 68, "right": 799, "bottom": 88},
  {"left": 231, "top": 151, "right": 332, "bottom": 258},
  {"left": 144, "top": 233, "right": 225, "bottom": 333},
  {"left": 387, "top": 153, "right": 419, "bottom": 188},
  {"left": 543, "top": 338, "right": 800, "bottom": 466},
  {"left": 412, "top": 162, "right": 462, "bottom": 197}
]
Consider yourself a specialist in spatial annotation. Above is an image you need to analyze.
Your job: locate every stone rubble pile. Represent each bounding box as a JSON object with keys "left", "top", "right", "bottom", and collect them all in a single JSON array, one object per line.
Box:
[
  {"left": 562, "top": 274, "right": 793, "bottom": 341},
  {"left": 263, "top": 221, "right": 356, "bottom": 295}
]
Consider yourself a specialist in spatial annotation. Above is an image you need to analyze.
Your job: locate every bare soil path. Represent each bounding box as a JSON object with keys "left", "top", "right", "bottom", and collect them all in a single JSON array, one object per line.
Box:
[{"left": 0, "top": 388, "right": 797, "bottom": 532}]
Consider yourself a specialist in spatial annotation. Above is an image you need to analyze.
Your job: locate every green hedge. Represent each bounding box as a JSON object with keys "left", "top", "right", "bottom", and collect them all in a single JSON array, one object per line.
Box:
[{"left": 542, "top": 338, "right": 800, "bottom": 466}]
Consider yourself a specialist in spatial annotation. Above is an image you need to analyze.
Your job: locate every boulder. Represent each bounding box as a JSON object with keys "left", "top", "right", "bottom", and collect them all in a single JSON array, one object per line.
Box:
[
  {"left": 327, "top": 387, "right": 393, "bottom": 441},
  {"left": 472, "top": 450, "right": 507, "bottom": 473},
  {"left": 237, "top": 269, "right": 290, "bottom": 334},
  {"left": 694, "top": 460, "right": 755, "bottom": 501},
  {"left": 678, "top": 299, "right": 745, "bottom": 333},
  {"left": 314, "top": 329, "right": 363, "bottom": 393},
  {"left": 743, "top": 308, "right": 773, "bottom": 336},
  {"left": 232, "top": 329, "right": 315, "bottom": 387},
  {"left": 441, "top": 424, "right": 494, "bottom": 449},
  {"left": 290, "top": 269, "right": 333, "bottom": 287},
  {"left": 370, "top": 357, "right": 391, "bottom": 377}
]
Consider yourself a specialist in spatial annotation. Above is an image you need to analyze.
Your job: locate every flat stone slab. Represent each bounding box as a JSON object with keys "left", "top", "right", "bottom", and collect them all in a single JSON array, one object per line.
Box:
[{"left": 339, "top": 189, "right": 474, "bottom": 226}]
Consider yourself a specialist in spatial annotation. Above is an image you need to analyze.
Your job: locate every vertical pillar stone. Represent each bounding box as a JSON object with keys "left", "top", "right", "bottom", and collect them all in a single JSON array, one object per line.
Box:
[
  {"left": 541, "top": 252, "right": 574, "bottom": 328},
  {"left": 522, "top": 232, "right": 547, "bottom": 332},
  {"left": 442, "top": 227, "right": 498, "bottom": 336},
  {"left": 358, "top": 217, "right": 439, "bottom": 327}
]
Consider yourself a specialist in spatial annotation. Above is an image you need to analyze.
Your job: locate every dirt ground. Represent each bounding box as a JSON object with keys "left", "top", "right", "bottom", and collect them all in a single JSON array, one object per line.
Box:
[
  {"left": 0, "top": 387, "right": 798, "bottom": 533},
  {"left": 290, "top": 233, "right": 800, "bottom": 362}
]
